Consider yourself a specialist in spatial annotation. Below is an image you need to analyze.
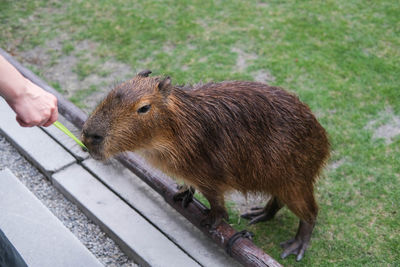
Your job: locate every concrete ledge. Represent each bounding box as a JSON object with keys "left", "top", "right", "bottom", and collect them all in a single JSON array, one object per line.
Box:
[
  {"left": 52, "top": 163, "right": 200, "bottom": 267},
  {"left": 0, "top": 99, "right": 76, "bottom": 178},
  {"left": 83, "top": 158, "right": 241, "bottom": 267},
  {"left": 0, "top": 168, "right": 103, "bottom": 267}
]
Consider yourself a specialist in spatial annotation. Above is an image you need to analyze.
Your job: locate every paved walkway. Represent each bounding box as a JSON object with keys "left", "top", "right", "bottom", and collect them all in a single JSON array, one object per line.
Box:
[{"left": 0, "top": 98, "right": 240, "bottom": 267}]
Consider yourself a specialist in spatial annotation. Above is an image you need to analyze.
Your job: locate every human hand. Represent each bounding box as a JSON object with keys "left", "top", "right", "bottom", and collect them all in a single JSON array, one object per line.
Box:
[{"left": 7, "top": 80, "right": 58, "bottom": 127}]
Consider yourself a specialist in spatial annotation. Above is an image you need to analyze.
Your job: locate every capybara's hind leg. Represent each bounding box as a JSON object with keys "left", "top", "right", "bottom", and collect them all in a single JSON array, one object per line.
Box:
[
  {"left": 280, "top": 220, "right": 315, "bottom": 261},
  {"left": 280, "top": 188, "right": 318, "bottom": 261},
  {"left": 241, "top": 196, "right": 284, "bottom": 225}
]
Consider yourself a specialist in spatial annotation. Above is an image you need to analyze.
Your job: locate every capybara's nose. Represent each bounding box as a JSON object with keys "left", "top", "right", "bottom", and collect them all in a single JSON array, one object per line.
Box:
[
  {"left": 82, "top": 131, "right": 104, "bottom": 145},
  {"left": 88, "top": 134, "right": 103, "bottom": 145}
]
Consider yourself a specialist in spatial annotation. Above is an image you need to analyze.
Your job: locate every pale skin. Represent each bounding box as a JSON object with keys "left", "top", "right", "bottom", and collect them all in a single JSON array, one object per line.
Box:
[{"left": 0, "top": 55, "right": 58, "bottom": 127}]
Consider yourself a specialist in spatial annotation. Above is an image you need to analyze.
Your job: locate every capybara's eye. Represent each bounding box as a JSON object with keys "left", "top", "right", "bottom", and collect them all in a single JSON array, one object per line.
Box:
[{"left": 137, "top": 104, "right": 151, "bottom": 114}]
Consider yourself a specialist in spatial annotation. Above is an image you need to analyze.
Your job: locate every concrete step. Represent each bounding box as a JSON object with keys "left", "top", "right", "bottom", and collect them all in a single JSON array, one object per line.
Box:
[
  {"left": 83, "top": 158, "right": 241, "bottom": 267},
  {"left": 52, "top": 163, "right": 200, "bottom": 267},
  {"left": 0, "top": 168, "right": 103, "bottom": 267}
]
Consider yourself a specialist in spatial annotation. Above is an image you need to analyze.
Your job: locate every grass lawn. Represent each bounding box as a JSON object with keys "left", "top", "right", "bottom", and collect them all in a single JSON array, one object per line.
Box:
[{"left": 1, "top": 0, "right": 399, "bottom": 265}]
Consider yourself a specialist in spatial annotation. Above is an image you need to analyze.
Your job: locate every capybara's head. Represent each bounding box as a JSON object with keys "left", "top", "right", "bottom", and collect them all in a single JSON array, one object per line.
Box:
[{"left": 81, "top": 70, "right": 172, "bottom": 160}]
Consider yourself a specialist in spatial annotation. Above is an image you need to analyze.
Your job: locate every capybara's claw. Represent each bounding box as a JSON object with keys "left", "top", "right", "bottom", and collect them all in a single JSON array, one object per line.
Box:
[
  {"left": 200, "top": 210, "right": 229, "bottom": 229},
  {"left": 182, "top": 192, "right": 194, "bottom": 208},
  {"left": 173, "top": 185, "right": 195, "bottom": 208},
  {"left": 241, "top": 207, "right": 264, "bottom": 220},
  {"left": 248, "top": 214, "right": 270, "bottom": 225},
  {"left": 241, "top": 200, "right": 282, "bottom": 225},
  {"left": 280, "top": 221, "right": 314, "bottom": 262},
  {"left": 280, "top": 238, "right": 308, "bottom": 261}
]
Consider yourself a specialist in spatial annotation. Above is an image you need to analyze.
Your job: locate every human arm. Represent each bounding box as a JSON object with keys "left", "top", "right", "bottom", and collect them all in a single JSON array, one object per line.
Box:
[{"left": 0, "top": 55, "right": 58, "bottom": 127}]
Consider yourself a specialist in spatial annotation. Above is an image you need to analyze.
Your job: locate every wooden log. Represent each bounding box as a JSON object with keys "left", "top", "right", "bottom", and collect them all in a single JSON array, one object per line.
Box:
[
  {"left": 118, "top": 154, "right": 282, "bottom": 267},
  {"left": 1, "top": 48, "right": 282, "bottom": 267}
]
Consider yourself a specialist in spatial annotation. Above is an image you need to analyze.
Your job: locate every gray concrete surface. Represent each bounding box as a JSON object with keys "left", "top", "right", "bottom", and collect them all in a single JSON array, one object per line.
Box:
[
  {"left": 0, "top": 168, "right": 103, "bottom": 267},
  {"left": 0, "top": 99, "right": 76, "bottom": 178},
  {"left": 83, "top": 158, "right": 241, "bottom": 267},
  {"left": 53, "top": 163, "right": 201, "bottom": 267},
  {"left": 0, "top": 134, "right": 137, "bottom": 266}
]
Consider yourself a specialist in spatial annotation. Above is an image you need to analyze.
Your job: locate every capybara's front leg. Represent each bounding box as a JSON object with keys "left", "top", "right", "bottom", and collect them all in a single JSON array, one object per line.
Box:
[{"left": 199, "top": 187, "right": 228, "bottom": 229}]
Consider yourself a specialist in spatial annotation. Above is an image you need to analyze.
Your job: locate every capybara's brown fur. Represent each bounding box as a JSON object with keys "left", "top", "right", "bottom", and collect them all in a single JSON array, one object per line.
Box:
[{"left": 82, "top": 70, "right": 330, "bottom": 261}]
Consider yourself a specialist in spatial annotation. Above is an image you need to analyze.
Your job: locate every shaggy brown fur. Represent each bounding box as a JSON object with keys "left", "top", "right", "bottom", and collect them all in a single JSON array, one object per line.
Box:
[{"left": 82, "top": 70, "right": 330, "bottom": 261}]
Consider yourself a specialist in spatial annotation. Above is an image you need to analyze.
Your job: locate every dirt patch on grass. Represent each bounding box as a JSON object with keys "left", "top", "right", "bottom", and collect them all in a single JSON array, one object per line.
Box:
[
  {"left": 252, "top": 69, "right": 276, "bottom": 84},
  {"left": 328, "top": 158, "right": 346, "bottom": 171},
  {"left": 231, "top": 47, "right": 257, "bottom": 72},
  {"left": 365, "top": 107, "right": 400, "bottom": 144},
  {"left": 15, "top": 34, "right": 133, "bottom": 113},
  {"left": 373, "top": 119, "right": 400, "bottom": 143},
  {"left": 231, "top": 47, "right": 275, "bottom": 84}
]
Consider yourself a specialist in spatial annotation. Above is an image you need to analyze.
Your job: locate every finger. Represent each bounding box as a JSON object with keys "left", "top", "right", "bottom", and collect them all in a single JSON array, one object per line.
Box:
[
  {"left": 16, "top": 116, "right": 32, "bottom": 127},
  {"left": 43, "top": 108, "right": 58, "bottom": 127},
  {"left": 37, "top": 113, "right": 50, "bottom": 127}
]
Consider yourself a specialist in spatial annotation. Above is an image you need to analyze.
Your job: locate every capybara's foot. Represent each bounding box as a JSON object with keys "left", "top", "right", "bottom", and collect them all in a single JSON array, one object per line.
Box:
[
  {"left": 241, "top": 206, "right": 275, "bottom": 225},
  {"left": 241, "top": 197, "right": 283, "bottom": 225},
  {"left": 280, "top": 220, "right": 314, "bottom": 261},
  {"left": 200, "top": 209, "right": 229, "bottom": 229},
  {"left": 280, "top": 238, "right": 308, "bottom": 261},
  {"left": 173, "top": 185, "right": 195, "bottom": 208}
]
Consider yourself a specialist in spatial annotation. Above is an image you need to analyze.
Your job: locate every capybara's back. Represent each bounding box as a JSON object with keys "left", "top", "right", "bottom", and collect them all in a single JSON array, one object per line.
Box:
[
  {"left": 82, "top": 71, "right": 330, "bottom": 261},
  {"left": 183, "top": 81, "right": 329, "bottom": 194}
]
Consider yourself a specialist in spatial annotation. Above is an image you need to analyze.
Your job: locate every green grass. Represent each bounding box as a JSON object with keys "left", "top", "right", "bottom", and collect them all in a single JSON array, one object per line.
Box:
[
  {"left": 50, "top": 81, "right": 64, "bottom": 93},
  {"left": 62, "top": 41, "right": 75, "bottom": 55},
  {"left": 73, "top": 60, "right": 96, "bottom": 81},
  {"left": 69, "top": 85, "right": 98, "bottom": 109},
  {"left": 1, "top": 0, "right": 399, "bottom": 265}
]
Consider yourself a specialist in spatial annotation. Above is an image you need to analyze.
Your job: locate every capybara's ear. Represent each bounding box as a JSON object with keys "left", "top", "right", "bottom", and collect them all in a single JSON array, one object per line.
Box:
[
  {"left": 157, "top": 76, "right": 172, "bottom": 97},
  {"left": 137, "top": 70, "right": 152, "bottom": 77}
]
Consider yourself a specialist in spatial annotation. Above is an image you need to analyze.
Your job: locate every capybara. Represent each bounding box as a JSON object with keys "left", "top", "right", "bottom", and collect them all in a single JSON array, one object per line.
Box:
[{"left": 82, "top": 70, "right": 330, "bottom": 261}]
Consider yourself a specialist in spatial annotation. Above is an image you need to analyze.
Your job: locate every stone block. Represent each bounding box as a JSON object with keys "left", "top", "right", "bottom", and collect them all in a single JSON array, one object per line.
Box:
[
  {"left": 83, "top": 158, "right": 241, "bottom": 267},
  {"left": 52, "top": 163, "right": 200, "bottom": 267},
  {"left": 0, "top": 168, "right": 102, "bottom": 267},
  {"left": 0, "top": 99, "right": 76, "bottom": 178}
]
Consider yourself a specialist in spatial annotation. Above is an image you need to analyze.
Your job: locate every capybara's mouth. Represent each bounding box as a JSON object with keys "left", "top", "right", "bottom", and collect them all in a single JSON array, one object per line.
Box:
[
  {"left": 88, "top": 149, "right": 106, "bottom": 161},
  {"left": 84, "top": 145, "right": 105, "bottom": 160},
  {"left": 90, "top": 153, "right": 105, "bottom": 161},
  {"left": 81, "top": 140, "right": 105, "bottom": 160}
]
